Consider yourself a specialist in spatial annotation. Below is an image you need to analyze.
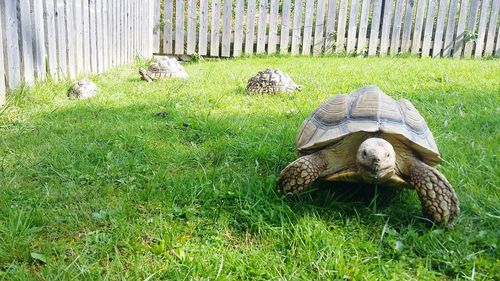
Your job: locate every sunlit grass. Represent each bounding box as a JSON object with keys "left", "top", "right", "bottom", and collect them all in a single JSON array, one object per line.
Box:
[{"left": 0, "top": 56, "right": 498, "bottom": 280}]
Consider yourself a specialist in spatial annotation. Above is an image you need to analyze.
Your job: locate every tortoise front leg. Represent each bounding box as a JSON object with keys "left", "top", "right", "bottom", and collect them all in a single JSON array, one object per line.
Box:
[
  {"left": 407, "top": 161, "right": 460, "bottom": 226},
  {"left": 139, "top": 68, "right": 153, "bottom": 82},
  {"left": 277, "top": 152, "right": 327, "bottom": 193}
]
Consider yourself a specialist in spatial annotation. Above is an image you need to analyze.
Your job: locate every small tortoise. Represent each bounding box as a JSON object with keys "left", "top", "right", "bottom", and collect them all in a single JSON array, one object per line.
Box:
[
  {"left": 139, "top": 57, "right": 188, "bottom": 82},
  {"left": 277, "top": 85, "right": 459, "bottom": 226},
  {"left": 247, "top": 68, "right": 302, "bottom": 94},
  {"left": 68, "top": 79, "right": 98, "bottom": 99}
]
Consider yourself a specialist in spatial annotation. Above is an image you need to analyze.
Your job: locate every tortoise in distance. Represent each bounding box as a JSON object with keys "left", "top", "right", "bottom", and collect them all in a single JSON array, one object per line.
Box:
[
  {"left": 139, "top": 57, "right": 188, "bottom": 82},
  {"left": 68, "top": 79, "right": 98, "bottom": 99},
  {"left": 277, "top": 85, "right": 459, "bottom": 226},
  {"left": 247, "top": 68, "right": 302, "bottom": 94}
]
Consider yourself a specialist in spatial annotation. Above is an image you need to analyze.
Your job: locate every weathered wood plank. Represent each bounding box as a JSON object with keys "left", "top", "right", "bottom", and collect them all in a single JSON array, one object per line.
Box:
[
  {"left": 0, "top": 7, "right": 5, "bottom": 105},
  {"left": 233, "top": 0, "right": 245, "bottom": 56},
  {"left": 484, "top": 0, "right": 500, "bottom": 56},
  {"left": 302, "top": 0, "right": 315, "bottom": 55},
  {"left": 164, "top": 0, "right": 173, "bottom": 54},
  {"left": 81, "top": 0, "right": 92, "bottom": 72},
  {"left": 495, "top": 25, "right": 500, "bottom": 57},
  {"left": 336, "top": 0, "right": 348, "bottom": 53},
  {"left": 187, "top": 0, "right": 197, "bottom": 54},
  {"left": 390, "top": 0, "right": 405, "bottom": 55},
  {"left": 379, "top": 0, "right": 393, "bottom": 56},
  {"left": 32, "top": 0, "right": 47, "bottom": 79},
  {"left": 268, "top": 0, "right": 279, "bottom": 54},
  {"left": 368, "top": 0, "right": 383, "bottom": 55},
  {"left": 222, "top": 0, "right": 232, "bottom": 57},
  {"left": 475, "top": 0, "right": 492, "bottom": 57},
  {"left": 291, "top": 0, "right": 303, "bottom": 55},
  {"left": 153, "top": 0, "right": 161, "bottom": 53},
  {"left": 210, "top": 0, "right": 221, "bottom": 56},
  {"left": 324, "top": 0, "right": 337, "bottom": 53},
  {"left": 421, "top": 0, "right": 437, "bottom": 57},
  {"left": 411, "top": 0, "right": 427, "bottom": 54},
  {"left": 74, "top": 0, "right": 84, "bottom": 73},
  {"left": 346, "top": 0, "right": 360, "bottom": 53},
  {"left": 442, "top": 0, "right": 458, "bottom": 57},
  {"left": 432, "top": 0, "right": 449, "bottom": 57},
  {"left": 280, "top": 0, "right": 292, "bottom": 53},
  {"left": 463, "top": 0, "right": 479, "bottom": 57},
  {"left": 453, "top": 0, "right": 470, "bottom": 58},
  {"left": 401, "top": 0, "right": 415, "bottom": 53},
  {"left": 96, "top": 0, "right": 104, "bottom": 72},
  {"left": 175, "top": 0, "right": 185, "bottom": 54},
  {"left": 256, "top": 0, "right": 268, "bottom": 54},
  {"left": 245, "top": 0, "right": 257, "bottom": 55},
  {"left": 313, "top": 0, "right": 327, "bottom": 55},
  {"left": 66, "top": 0, "right": 77, "bottom": 77},
  {"left": 56, "top": 0, "right": 68, "bottom": 77},
  {"left": 19, "top": 0, "right": 35, "bottom": 83},
  {"left": 357, "top": 0, "right": 370, "bottom": 54},
  {"left": 198, "top": 0, "right": 209, "bottom": 55}
]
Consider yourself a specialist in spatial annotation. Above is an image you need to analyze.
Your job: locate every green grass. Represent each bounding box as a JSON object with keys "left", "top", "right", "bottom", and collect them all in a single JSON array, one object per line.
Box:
[{"left": 0, "top": 56, "right": 498, "bottom": 280}]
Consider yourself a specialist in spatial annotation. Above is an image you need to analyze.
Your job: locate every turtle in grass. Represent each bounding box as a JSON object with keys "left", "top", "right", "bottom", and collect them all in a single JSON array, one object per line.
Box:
[
  {"left": 277, "top": 85, "right": 459, "bottom": 226},
  {"left": 139, "top": 57, "right": 188, "bottom": 82},
  {"left": 68, "top": 79, "right": 98, "bottom": 99},
  {"left": 247, "top": 68, "right": 302, "bottom": 94}
]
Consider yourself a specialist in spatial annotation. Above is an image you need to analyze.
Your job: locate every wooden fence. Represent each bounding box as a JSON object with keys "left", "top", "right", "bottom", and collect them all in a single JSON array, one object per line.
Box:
[
  {"left": 151, "top": 0, "right": 500, "bottom": 59},
  {"left": 0, "top": 0, "right": 155, "bottom": 105}
]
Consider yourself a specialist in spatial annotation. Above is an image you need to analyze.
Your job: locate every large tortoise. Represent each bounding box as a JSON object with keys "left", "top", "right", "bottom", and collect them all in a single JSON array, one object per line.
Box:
[
  {"left": 247, "top": 68, "right": 302, "bottom": 94},
  {"left": 277, "top": 85, "right": 459, "bottom": 226},
  {"left": 68, "top": 79, "right": 98, "bottom": 99},
  {"left": 139, "top": 57, "right": 188, "bottom": 82}
]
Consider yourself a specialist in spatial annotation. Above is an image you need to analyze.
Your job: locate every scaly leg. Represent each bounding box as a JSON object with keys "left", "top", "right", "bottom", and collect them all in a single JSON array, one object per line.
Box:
[{"left": 277, "top": 152, "right": 327, "bottom": 193}]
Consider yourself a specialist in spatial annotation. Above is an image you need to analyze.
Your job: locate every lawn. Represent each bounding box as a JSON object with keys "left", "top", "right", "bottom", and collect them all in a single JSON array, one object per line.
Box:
[{"left": 0, "top": 56, "right": 498, "bottom": 280}]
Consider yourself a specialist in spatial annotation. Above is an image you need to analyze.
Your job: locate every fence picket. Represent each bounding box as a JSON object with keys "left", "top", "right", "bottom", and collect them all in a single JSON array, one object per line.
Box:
[
  {"left": 313, "top": 0, "right": 326, "bottom": 55},
  {"left": 291, "top": 0, "right": 303, "bottom": 55},
  {"left": 268, "top": 0, "right": 279, "bottom": 54},
  {"left": 245, "top": 0, "right": 257, "bottom": 55},
  {"left": 164, "top": 0, "right": 173, "bottom": 54},
  {"left": 234, "top": 0, "right": 245, "bottom": 56},
  {"left": 475, "top": 0, "right": 492, "bottom": 57},
  {"left": 0, "top": 8, "right": 5, "bottom": 105},
  {"left": 484, "top": 0, "right": 500, "bottom": 56},
  {"left": 336, "top": 0, "right": 348, "bottom": 53},
  {"left": 368, "top": 0, "right": 383, "bottom": 55},
  {"left": 302, "top": 0, "right": 315, "bottom": 55},
  {"left": 75, "top": 0, "right": 84, "bottom": 73},
  {"left": 153, "top": 0, "right": 160, "bottom": 52},
  {"left": 442, "top": 0, "right": 458, "bottom": 57},
  {"left": 222, "top": 0, "right": 232, "bottom": 57},
  {"left": 96, "top": 0, "right": 104, "bottom": 73},
  {"left": 82, "top": 0, "right": 91, "bottom": 72},
  {"left": 280, "top": 0, "right": 292, "bottom": 53},
  {"left": 432, "top": 0, "right": 448, "bottom": 57},
  {"left": 56, "top": 0, "right": 69, "bottom": 77},
  {"left": 421, "top": 0, "right": 436, "bottom": 57},
  {"left": 400, "top": 0, "right": 414, "bottom": 53},
  {"left": 187, "top": 0, "right": 197, "bottom": 54},
  {"left": 346, "top": 0, "right": 360, "bottom": 53},
  {"left": 390, "top": 0, "right": 405, "bottom": 55},
  {"left": 324, "top": 0, "right": 337, "bottom": 53},
  {"left": 199, "top": 0, "right": 209, "bottom": 55},
  {"left": 464, "top": 0, "right": 479, "bottom": 57},
  {"left": 19, "top": 0, "right": 35, "bottom": 83},
  {"left": 175, "top": 0, "right": 185, "bottom": 54},
  {"left": 256, "top": 0, "right": 268, "bottom": 54},
  {"left": 453, "top": 0, "right": 469, "bottom": 58},
  {"left": 211, "top": 0, "right": 221, "bottom": 56},
  {"left": 411, "top": 0, "right": 427, "bottom": 54},
  {"left": 3, "top": 0, "right": 21, "bottom": 88},
  {"left": 32, "top": 0, "right": 46, "bottom": 79},
  {"left": 379, "top": 0, "right": 393, "bottom": 56},
  {"left": 495, "top": 26, "right": 500, "bottom": 57},
  {"left": 357, "top": 0, "right": 370, "bottom": 54}
]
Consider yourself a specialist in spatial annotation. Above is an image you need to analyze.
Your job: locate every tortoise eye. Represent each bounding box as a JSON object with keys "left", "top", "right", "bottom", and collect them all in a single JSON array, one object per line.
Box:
[
  {"left": 386, "top": 153, "right": 390, "bottom": 158},
  {"left": 362, "top": 150, "right": 367, "bottom": 157}
]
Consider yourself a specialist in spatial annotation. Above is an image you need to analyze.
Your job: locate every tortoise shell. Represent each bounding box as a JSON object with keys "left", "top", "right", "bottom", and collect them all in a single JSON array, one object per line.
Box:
[
  {"left": 296, "top": 85, "right": 441, "bottom": 166},
  {"left": 146, "top": 57, "right": 188, "bottom": 79},
  {"left": 68, "top": 79, "right": 98, "bottom": 99},
  {"left": 247, "top": 68, "right": 302, "bottom": 94}
]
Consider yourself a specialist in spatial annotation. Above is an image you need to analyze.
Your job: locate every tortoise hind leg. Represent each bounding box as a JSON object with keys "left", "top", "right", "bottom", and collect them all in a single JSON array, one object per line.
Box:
[
  {"left": 407, "top": 161, "right": 460, "bottom": 226},
  {"left": 139, "top": 68, "right": 153, "bottom": 82},
  {"left": 277, "top": 152, "right": 327, "bottom": 193}
]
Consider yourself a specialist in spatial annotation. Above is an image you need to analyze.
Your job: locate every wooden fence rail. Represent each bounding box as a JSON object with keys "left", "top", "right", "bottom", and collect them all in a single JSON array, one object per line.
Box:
[
  {"left": 152, "top": 0, "right": 500, "bottom": 59},
  {"left": 0, "top": 0, "right": 155, "bottom": 105}
]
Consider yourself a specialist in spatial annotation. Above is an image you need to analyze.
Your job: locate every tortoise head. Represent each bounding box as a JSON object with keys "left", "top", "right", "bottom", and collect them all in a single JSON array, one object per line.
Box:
[
  {"left": 295, "top": 84, "right": 303, "bottom": 91},
  {"left": 356, "top": 138, "right": 396, "bottom": 183}
]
